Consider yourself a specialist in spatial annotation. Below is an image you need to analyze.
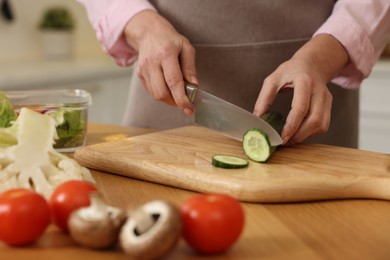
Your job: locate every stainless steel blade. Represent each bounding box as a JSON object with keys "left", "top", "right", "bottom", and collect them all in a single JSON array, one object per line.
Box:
[{"left": 186, "top": 84, "right": 283, "bottom": 146}]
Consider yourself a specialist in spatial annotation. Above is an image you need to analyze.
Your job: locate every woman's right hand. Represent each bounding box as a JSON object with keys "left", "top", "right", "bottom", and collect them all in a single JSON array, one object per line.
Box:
[{"left": 124, "top": 10, "right": 198, "bottom": 116}]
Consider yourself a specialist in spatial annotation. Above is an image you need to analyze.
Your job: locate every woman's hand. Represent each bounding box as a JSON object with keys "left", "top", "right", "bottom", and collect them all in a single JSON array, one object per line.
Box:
[
  {"left": 124, "top": 10, "right": 198, "bottom": 116},
  {"left": 253, "top": 34, "right": 349, "bottom": 145},
  {"left": 254, "top": 57, "right": 333, "bottom": 145}
]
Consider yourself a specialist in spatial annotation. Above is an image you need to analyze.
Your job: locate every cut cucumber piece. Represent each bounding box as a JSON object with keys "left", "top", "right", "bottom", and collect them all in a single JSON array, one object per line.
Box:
[
  {"left": 212, "top": 155, "right": 249, "bottom": 169},
  {"left": 243, "top": 111, "right": 285, "bottom": 163},
  {"left": 243, "top": 129, "right": 274, "bottom": 162}
]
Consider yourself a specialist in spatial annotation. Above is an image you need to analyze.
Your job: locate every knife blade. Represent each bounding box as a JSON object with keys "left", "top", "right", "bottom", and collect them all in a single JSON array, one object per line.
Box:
[{"left": 185, "top": 84, "right": 283, "bottom": 146}]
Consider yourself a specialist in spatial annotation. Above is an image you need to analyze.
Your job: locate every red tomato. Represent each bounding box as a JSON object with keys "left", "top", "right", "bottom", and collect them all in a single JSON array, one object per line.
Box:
[
  {"left": 0, "top": 188, "right": 51, "bottom": 246},
  {"left": 180, "top": 193, "right": 245, "bottom": 254},
  {"left": 50, "top": 180, "right": 97, "bottom": 233}
]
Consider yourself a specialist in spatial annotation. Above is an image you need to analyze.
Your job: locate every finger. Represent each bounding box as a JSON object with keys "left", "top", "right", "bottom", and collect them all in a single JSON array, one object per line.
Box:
[
  {"left": 138, "top": 57, "right": 175, "bottom": 105},
  {"left": 136, "top": 65, "right": 153, "bottom": 96},
  {"left": 281, "top": 76, "right": 312, "bottom": 144},
  {"left": 253, "top": 75, "right": 280, "bottom": 117},
  {"left": 149, "top": 63, "right": 176, "bottom": 106},
  {"left": 137, "top": 53, "right": 158, "bottom": 96},
  {"left": 162, "top": 54, "right": 193, "bottom": 115},
  {"left": 288, "top": 88, "right": 332, "bottom": 144},
  {"left": 180, "top": 41, "right": 198, "bottom": 85}
]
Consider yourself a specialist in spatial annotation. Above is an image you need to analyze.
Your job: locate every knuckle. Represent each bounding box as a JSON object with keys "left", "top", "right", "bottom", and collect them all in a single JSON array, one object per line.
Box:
[
  {"left": 297, "top": 73, "right": 316, "bottom": 90},
  {"left": 153, "top": 90, "right": 169, "bottom": 102},
  {"left": 307, "top": 117, "right": 322, "bottom": 130},
  {"left": 319, "top": 121, "right": 330, "bottom": 134},
  {"left": 300, "top": 72, "right": 314, "bottom": 83},
  {"left": 276, "top": 61, "right": 288, "bottom": 71},
  {"left": 175, "top": 100, "right": 187, "bottom": 109},
  {"left": 284, "top": 122, "right": 299, "bottom": 135},
  {"left": 185, "top": 44, "right": 196, "bottom": 55},
  {"left": 326, "top": 89, "right": 333, "bottom": 101},
  {"left": 181, "top": 36, "right": 192, "bottom": 46},
  {"left": 138, "top": 58, "right": 151, "bottom": 72},
  {"left": 140, "top": 55, "right": 152, "bottom": 65},
  {"left": 318, "top": 85, "right": 330, "bottom": 95},
  {"left": 165, "top": 77, "right": 182, "bottom": 90},
  {"left": 158, "top": 45, "right": 177, "bottom": 60},
  {"left": 136, "top": 70, "right": 143, "bottom": 80},
  {"left": 137, "top": 60, "right": 146, "bottom": 71},
  {"left": 317, "top": 128, "right": 328, "bottom": 135},
  {"left": 307, "top": 117, "right": 329, "bottom": 135},
  {"left": 293, "top": 104, "right": 309, "bottom": 115},
  {"left": 262, "top": 76, "right": 276, "bottom": 87}
]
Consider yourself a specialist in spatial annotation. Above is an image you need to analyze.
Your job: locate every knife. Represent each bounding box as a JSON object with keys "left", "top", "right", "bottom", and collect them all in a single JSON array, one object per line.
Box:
[{"left": 185, "top": 84, "right": 283, "bottom": 146}]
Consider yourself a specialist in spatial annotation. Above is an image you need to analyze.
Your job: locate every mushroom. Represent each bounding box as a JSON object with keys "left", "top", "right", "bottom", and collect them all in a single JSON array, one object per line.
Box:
[
  {"left": 68, "top": 193, "right": 126, "bottom": 249},
  {"left": 119, "top": 200, "right": 182, "bottom": 259}
]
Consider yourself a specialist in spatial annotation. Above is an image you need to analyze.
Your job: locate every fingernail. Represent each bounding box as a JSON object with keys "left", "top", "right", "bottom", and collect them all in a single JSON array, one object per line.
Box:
[
  {"left": 190, "top": 76, "right": 199, "bottom": 85},
  {"left": 282, "top": 136, "right": 289, "bottom": 145}
]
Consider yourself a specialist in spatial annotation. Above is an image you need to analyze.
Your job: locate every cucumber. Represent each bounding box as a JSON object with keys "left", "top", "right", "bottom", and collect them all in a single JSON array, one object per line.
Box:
[
  {"left": 260, "top": 111, "right": 285, "bottom": 135},
  {"left": 212, "top": 155, "right": 249, "bottom": 169},
  {"left": 243, "top": 129, "right": 274, "bottom": 162},
  {"left": 243, "top": 111, "right": 285, "bottom": 163}
]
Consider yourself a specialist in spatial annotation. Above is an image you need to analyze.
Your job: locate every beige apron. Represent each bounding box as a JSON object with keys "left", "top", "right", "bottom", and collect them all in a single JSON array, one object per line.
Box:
[{"left": 122, "top": 0, "right": 359, "bottom": 148}]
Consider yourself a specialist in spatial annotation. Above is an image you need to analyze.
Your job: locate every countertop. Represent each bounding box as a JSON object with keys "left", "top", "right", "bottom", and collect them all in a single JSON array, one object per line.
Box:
[{"left": 2, "top": 123, "right": 390, "bottom": 259}]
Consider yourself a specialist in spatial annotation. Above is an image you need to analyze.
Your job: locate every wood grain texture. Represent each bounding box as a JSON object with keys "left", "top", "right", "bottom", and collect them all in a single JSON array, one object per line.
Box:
[
  {"left": 74, "top": 126, "right": 390, "bottom": 203},
  {"left": 4, "top": 124, "right": 390, "bottom": 259}
]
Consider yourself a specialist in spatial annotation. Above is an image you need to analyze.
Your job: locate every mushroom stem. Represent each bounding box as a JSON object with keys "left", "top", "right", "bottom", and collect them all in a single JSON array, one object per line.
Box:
[
  {"left": 78, "top": 192, "right": 108, "bottom": 220},
  {"left": 68, "top": 193, "right": 126, "bottom": 249},
  {"left": 131, "top": 207, "right": 156, "bottom": 235}
]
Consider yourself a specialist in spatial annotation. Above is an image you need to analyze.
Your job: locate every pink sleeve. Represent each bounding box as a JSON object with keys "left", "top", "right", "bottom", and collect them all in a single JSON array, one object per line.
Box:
[
  {"left": 77, "top": 0, "right": 156, "bottom": 66},
  {"left": 314, "top": 0, "right": 390, "bottom": 88}
]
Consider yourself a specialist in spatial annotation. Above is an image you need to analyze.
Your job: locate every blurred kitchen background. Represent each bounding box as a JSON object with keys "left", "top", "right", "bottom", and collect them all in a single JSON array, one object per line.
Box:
[
  {"left": 0, "top": 0, "right": 132, "bottom": 125},
  {"left": 0, "top": 0, "right": 389, "bottom": 154}
]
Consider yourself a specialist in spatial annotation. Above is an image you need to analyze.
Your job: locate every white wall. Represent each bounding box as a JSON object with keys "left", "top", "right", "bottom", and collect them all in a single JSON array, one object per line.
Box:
[{"left": 0, "top": 0, "right": 103, "bottom": 62}]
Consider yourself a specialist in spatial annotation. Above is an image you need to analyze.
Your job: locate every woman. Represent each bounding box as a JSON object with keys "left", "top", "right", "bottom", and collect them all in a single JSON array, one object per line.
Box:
[{"left": 78, "top": 0, "right": 390, "bottom": 148}]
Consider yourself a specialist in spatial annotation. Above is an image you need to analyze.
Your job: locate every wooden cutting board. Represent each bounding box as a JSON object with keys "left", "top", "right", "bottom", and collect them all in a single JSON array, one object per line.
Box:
[{"left": 74, "top": 126, "right": 390, "bottom": 203}]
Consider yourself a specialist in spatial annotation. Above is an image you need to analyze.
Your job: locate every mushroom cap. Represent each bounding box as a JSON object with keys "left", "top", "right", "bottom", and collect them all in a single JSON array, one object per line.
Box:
[
  {"left": 69, "top": 205, "right": 126, "bottom": 249},
  {"left": 119, "top": 200, "right": 182, "bottom": 259}
]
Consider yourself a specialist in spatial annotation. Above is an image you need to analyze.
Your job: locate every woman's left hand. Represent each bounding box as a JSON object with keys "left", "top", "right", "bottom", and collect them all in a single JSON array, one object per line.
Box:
[
  {"left": 253, "top": 55, "right": 333, "bottom": 145},
  {"left": 253, "top": 34, "right": 349, "bottom": 145}
]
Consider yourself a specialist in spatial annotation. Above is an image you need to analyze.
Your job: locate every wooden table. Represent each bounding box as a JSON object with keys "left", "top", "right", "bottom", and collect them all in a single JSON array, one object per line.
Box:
[{"left": 2, "top": 123, "right": 390, "bottom": 260}]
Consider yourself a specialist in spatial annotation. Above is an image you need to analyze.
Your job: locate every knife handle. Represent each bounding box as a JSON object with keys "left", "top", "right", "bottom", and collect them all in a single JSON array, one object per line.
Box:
[{"left": 185, "top": 83, "right": 197, "bottom": 103}]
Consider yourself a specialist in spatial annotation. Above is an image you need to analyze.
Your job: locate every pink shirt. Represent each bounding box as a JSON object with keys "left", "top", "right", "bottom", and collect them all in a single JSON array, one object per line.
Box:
[{"left": 78, "top": 0, "right": 390, "bottom": 88}]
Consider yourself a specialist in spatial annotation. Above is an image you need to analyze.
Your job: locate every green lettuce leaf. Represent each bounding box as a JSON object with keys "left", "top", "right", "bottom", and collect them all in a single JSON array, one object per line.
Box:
[
  {"left": 0, "top": 91, "right": 17, "bottom": 128},
  {"left": 54, "top": 110, "right": 85, "bottom": 148}
]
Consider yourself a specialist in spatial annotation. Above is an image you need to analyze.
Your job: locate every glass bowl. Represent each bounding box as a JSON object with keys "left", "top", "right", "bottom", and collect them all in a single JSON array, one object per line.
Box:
[{"left": 5, "top": 89, "right": 92, "bottom": 153}]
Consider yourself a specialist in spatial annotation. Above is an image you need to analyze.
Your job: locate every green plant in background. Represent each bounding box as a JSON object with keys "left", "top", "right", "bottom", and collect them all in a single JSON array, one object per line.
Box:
[{"left": 38, "top": 6, "right": 75, "bottom": 31}]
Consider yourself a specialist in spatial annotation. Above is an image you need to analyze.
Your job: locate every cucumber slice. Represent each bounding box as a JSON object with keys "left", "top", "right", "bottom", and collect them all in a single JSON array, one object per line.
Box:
[
  {"left": 212, "top": 155, "right": 249, "bottom": 169},
  {"left": 243, "top": 111, "right": 285, "bottom": 163},
  {"left": 243, "top": 129, "right": 275, "bottom": 162}
]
